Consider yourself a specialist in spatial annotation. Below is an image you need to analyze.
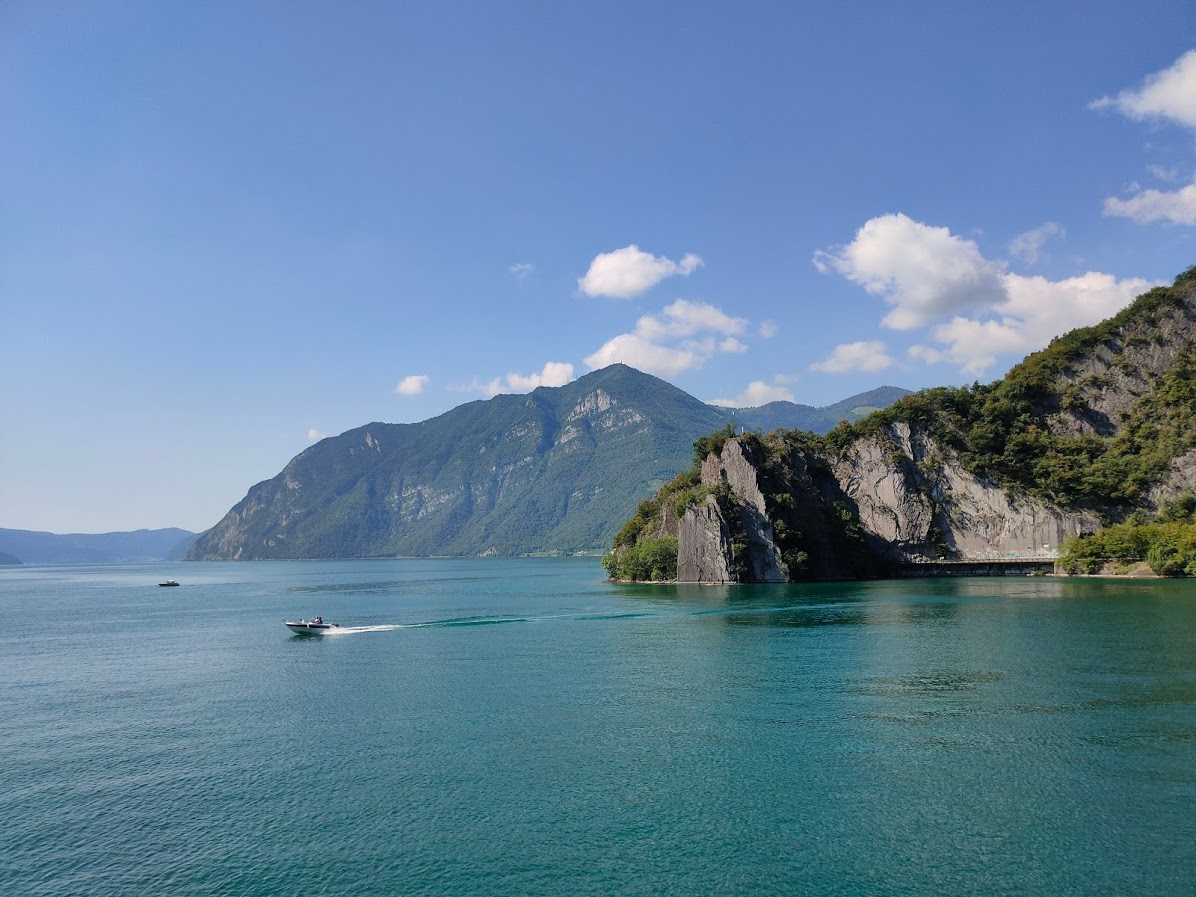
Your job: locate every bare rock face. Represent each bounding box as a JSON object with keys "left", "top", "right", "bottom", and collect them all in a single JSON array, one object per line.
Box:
[
  {"left": 934, "top": 457, "right": 1098, "bottom": 556},
  {"left": 677, "top": 496, "right": 733, "bottom": 583},
  {"left": 835, "top": 422, "right": 1098, "bottom": 560},
  {"left": 1048, "top": 287, "right": 1196, "bottom": 438},
  {"left": 834, "top": 423, "right": 934, "bottom": 552},
  {"left": 678, "top": 422, "right": 1101, "bottom": 582},
  {"left": 1149, "top": 448, "right": 1196, "bottom": 509},
  {"left": 679, "top": 440, "right": 787, "bottom": 583}
]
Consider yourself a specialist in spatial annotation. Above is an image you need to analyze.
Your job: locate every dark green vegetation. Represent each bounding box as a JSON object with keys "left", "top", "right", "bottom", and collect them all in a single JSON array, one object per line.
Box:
[
  {"left": 189, "top": 365, "right": 910, "bottom": 560},
  {"left": 608, "top": 268, "right": 1196, "bottom": 581},
  {"left": 1060, "top": 493, "right": 1196, "bottom": 576},
  {"left": 0, "top": 528, "right": 197, "bottom": 565},
  {"left": 830, "top": 267, "right": 1196, "bottom": 517},
  {"left": 601, "top": 535, "right": 678, "bottom": 581}
]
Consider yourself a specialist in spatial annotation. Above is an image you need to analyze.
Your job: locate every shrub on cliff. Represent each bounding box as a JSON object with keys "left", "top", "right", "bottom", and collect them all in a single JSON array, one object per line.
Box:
[{"left": 601, "top": 536, "right": 678, "bottom": 581}]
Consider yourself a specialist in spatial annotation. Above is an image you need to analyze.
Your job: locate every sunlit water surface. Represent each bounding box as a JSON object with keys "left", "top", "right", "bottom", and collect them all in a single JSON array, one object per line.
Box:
[{"left": 2, "top": 559, "right": 1194, "bottom": 896}]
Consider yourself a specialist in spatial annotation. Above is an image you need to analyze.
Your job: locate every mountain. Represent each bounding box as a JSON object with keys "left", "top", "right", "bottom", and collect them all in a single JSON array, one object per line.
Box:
[
  {"left": 727, "top": 386, "right": 912, "bottom": 433},
  {"left": 0, "top": 528, "right": 198, "bottom": 565},
  {"left": 605, "top": 267, "right": 1196, "bottom": 582},
  {"left": 187, "top": 365, "right": 911, "bottom": 560}
]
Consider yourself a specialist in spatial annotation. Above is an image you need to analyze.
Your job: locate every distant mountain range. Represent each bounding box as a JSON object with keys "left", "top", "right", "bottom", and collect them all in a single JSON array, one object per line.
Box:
[
  {"left": 726, "top": 386, "right": 912, "bottom": 434},
  {"left": 0, "top": 528, "right": 198, "bottom": 565},
  {"left": 188, "top": 365, "right": 910, "bottom": 560}
]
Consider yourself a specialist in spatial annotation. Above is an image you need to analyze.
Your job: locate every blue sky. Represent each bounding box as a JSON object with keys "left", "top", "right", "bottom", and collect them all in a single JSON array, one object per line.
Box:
[{"left": 3, "top": 1, "right": 1195, "bottom": 534}]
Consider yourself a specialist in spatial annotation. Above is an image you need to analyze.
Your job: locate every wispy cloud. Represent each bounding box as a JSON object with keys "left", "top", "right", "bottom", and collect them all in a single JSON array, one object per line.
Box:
[
  {"left": 1090, "top": 49, "right": 1196, "bottom": 129},
  {"left": 578, "top": 245, "right": 703, "bottom": 298},
  {"left": 509, "top": 263, "right": 535, "bottom": 278},
  {"left": 480, "top": 361, "right": 574, "bottom": 396},
  {"left": 1093, "top": 50, "right": 1196, "bottom": 227},
  {"left": 1009, "top": 221, "right": 1065, "bottom": 265},
  {"left": 708, "top": 377, "right": 796, "bottom": 408},
  {"left": 1104, "top": 181, "right": 1196, "bottom": 225},
  {"left": 810, "top": 341, "right": 895, "bottom": 373},
  {"left": 307, "top": 428, "right": 327, "bottom": 442}
]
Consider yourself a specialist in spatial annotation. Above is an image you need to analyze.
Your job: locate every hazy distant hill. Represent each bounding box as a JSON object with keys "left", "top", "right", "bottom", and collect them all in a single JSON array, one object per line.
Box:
[
  {"left": 727, "top": 386, "right": 912, "bottom": 433},
  {"left": 0, "top": 551, "right": 21, "bottom": 565},
  {"left": 189, "top": 365, "right": 910, "bottom": 560},
  {"left": 0, "top": 528, "right": 198, "bottom": 565}
]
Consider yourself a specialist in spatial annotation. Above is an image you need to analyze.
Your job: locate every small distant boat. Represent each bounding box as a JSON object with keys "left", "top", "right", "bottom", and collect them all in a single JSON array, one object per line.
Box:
[
  {"left": 284, "top": 616, "right": 340, "bottom": 636},
  {"left": 159, "top": 580, "right": 180, "bottom": 587}
]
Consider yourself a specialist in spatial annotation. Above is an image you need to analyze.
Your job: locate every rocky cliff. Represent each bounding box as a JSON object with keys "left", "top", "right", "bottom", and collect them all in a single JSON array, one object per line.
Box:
[
  {"left": 620, "top": 267, "right": 1196, "bottom": 583},
  {"left": 675, "top": 424, "right": 1100, "bottom": 583}
]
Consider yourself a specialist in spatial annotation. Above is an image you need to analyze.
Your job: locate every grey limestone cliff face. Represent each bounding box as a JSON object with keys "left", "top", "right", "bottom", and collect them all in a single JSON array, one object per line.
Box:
[
  {"left": 1152, "top": 449, "right": 1196, "bottom": 508},
  {"left": 677, "top": 440, "right": 788, "bottom": 583},
  {"left": 837, "top": 423, "right": 1099, "bottom": 560},
  {"left": 677, "top": 497, "right": 733, "bottom": 583},
  {"left": 676, "top": 423, "right": 1101, "bottom": 582}
]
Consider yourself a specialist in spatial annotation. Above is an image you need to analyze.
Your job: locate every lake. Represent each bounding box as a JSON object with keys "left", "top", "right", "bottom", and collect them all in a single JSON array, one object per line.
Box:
[{"left": 2, "top": 558, "right": 1194, "bottom": 896}]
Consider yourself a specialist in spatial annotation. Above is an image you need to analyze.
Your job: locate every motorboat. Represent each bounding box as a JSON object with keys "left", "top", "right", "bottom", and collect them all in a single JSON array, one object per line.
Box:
[
  {"left": 159, "top": 580, "right": 180, "bottom": 587},
  {"left": 283, "top": 616, "right": 340, "bottom": 636}
]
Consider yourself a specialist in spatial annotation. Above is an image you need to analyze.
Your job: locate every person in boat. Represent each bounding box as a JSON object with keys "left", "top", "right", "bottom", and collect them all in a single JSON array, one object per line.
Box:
[{"left": 314, "top": 616, "right": 323, "bottom": 625}]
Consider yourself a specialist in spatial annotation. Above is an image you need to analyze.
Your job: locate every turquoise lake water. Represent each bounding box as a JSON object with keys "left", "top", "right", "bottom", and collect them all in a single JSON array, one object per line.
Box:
[{"left": 2, "top": 558, "right": 1195, "bottom": 896}]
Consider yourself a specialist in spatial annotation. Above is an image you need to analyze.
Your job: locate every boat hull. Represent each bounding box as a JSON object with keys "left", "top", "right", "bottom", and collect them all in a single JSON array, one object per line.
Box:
[{"left": 284, "top": 620, "right": 339, "bottom": 636}]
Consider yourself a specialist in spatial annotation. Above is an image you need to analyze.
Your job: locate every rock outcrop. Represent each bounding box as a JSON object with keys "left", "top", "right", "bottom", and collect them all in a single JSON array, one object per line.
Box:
[
  {"left": 677, "top": 497, "right": 734, "bottom": 583},
  {"left": 676, "top": 425, "right": 1099, "bottom": 583},
  {"left": 678, "top": 440, "right": 787, "bottom": 582},
  {"left": 612, "top": 269, "right": 1196, "bottom": 583}
]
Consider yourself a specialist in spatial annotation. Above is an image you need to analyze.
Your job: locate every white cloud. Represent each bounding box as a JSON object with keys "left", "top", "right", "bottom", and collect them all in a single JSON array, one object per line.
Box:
[
  {"left": 509, "top": 263, "right": 535, "bottom": 278},
  {"left": 1103, "top": 180, "right": 1196, "bottom": 225},
  {"left": 483, "top": 361, "right": 575, "bottom": 396},
  {"left": 810, "top": 341, "right": 895, "bottom": 374},
  {"left": 708, "top": 380, "right": 797, "bottom": 408},
  {"left": 911, "top": 272, "right": 1159, "bottom": 375},
  {"left": 819, "top": 212, "right": 1162, "bottom": 377},
  {"left": 584, "top": 299, "right": 748, "bottom": 377},
  {"left": 634, "top": 299, "right": 746, "bottom": 341},
  {"left": 396, "top": 374, "right": 430, "bottom": 396},
  {"left": 578, "top": 245, "right": 703, "bottom": 298},
  {"left": 759, "top": 320, "right": 778, "bottom": 339},
  {"left": 584, "top": 334, "right": 705, "bottom": 378},
  {"left": 1090, "top": 49, "right": 1196, "bottom": 130},
  {"left": 1009, "top": 222, "right": 1065, "bottom": 265},
  {"left": 307, "top": 428, "right": 327, "bottom": 442},
  {"left": 813, "top": 213, "right": 1006, "bottom": 329}
]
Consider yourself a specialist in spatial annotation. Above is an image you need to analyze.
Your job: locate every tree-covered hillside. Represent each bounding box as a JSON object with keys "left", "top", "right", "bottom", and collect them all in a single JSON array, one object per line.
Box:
[
  {"left": 606, "top": 267, "right": 1196, "bottom": 581},
  {"left": 188, "top": 365, "right": 912, "bottom": 560},
  {"left": 833, "top": 266, "right": 1196, "bottom": 517}
]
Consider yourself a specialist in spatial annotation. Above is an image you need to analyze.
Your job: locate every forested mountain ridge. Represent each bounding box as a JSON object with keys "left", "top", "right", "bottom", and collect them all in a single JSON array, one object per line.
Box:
[
  {"left": 186, "top": 365, "right": 909, "bottom": 560},
  {"left": 606, "top": 267, "right": 1196, "bottom": 582}
]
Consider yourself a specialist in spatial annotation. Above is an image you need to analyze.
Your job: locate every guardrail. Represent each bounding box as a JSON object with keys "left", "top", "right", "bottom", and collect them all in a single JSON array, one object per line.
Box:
[{"left": 902, "top": 550, "right": 1060, "bottom": 563}]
